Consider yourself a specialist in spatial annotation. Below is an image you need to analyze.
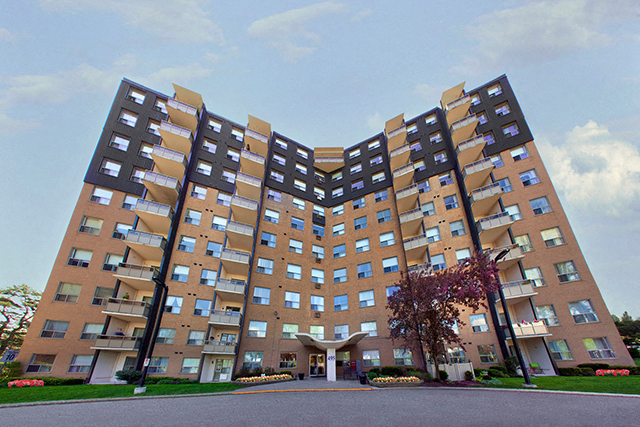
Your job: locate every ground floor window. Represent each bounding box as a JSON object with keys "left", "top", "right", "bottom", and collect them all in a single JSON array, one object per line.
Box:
[
  {"left": 583, "top": 337, "right": 615, "bottom": 359},
  {"left": 68, "top": 355, "right": 93, "bottom": 373},
  {"left": 336, "top": 351, "right": 350, "bottom": 367},
  {"left": 363, "top": 350, "right": 380, "bottom": 366},
  {"left": 26, "top": 354, "right": 56, "bottom": 373},
  {"left": 243, "top": 351, "right": 263, "bottom": 370},
  {"left": 549, "top": 340, "right": 573, "bottom": 360},
  {"left": 477, "top": 345, "right": 498, "bottom": 363},
  {"left": 180, "top": 358, "right": 200, "bottom": 374},
  {"left": 123, "top": 356, "right": 136, "bottom": 371},
  {"left": 148, "top": 357, "right": 169, "bottom": 373},
  {"left": 279, "top": 352, "right": 297, "bottom": 369},
  {"left": 447, "top": 347, "right": 466, "bottom": 364},
  {"left": 393, "top": 349, "right": 413, "bottom": 366}
]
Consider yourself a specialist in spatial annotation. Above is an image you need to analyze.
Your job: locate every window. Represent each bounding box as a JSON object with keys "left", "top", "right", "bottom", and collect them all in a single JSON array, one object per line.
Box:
[
  {"left": 121, "top": 194, "right": 137, "bottom": 210},
  {"left": 90, "top": 187, "right": 113, "bottom": 206},
  {"left": 529, "top": 197, "right": 552, "bottom": 216},
  {"left": 495, "top": 102, "right": 510, "bottom": 116},
  {"left": 264, "top": 209, "right": 279, "bottom": 224},
  {"left": 456, "top": 248, "right": 471, "bottom": 262},
  {"left": 112, "top": 223, "right": 131, "bottom": 240},
  {"left": 227, "top": 147, "right": 240, "bottom": 161},
  {"left": 294, "top": 179, "right": 306, "bottom": 192},
  {"left": 202, "top": 138, "right": 217, "bottom": 153},
  {"left": 536, "top": 305, "right": 559, "bottom": 326},
  {"left": 352, "top": 179, "right": 364, "bottom": 191},
  {"left": 487, "top": 83, "right": 502, "bottom": 97},
  {"left": 314, "top": 172, "right": 325, "bottom": 184},
  {"left": 333, "top": 223, "right": 345, "bottom": 236},
  {"left": 279, "top": 352, "right": 297, "bottom": 369},
  {"left": 372, "top": 171, "right": 385, "bottom": 184},
  {"left": 295, "top": 163, "right": 307, "bottom": 175},
  {"left": 335, "top": 324, "right": 349, "bottom": 339},
  {"left": 80, "top": 323, "right": 103, "bottom": 340},
  {"left": 541, "top": 227, "right": 565, "bottom": 247},
  {"left": 274, "top": 138, "right": 287, "bottom": 149},
  {"left": 282, "top": 324, "right": 299, "bottom": 339},
  {"left": 26, "top": 354, "right": 56, "bottom": 373},
  {"left": 242, "top": 351, "right": 263, "bottom": 370},
  {"left": 477, "top": 345, "right": 498, "bottom": 363},
  {"left": 118, "top": 109, "right": 138, "bottom": 127},
  {"left": 187, "top": 330, "right": 206, "bottom": 345},
  {"left": 284, "top": 292, "right": 300, "bottom": 309},
  {"left": 206, "top": 241, "right": 222, "bottom": 258},
  {"left": 310, "top": 325, "right": 325, "bottom": 340},
  {"left": 490, "top": 154, "right": 504, "bottom": 168},
  {"left": 583, "top": 337, "right": 615, "bottom": 359},
  {"left": 289, "top": 238, "right": 303, "bottom": 254},
  {"left": 296, "top": 147, "right": 308, "bottom": 159},
  {"left": 170, "top": 265, "right": 189, "bottom": 282},
  {"left": 361, "top": 321, "right": 377, "bottom": 337},
  {"left": 363, "top": 350, "right": 380, "bottom": 366},
  {"left": 370, "top": 155, "right": 383, "bottom": 166},
  {"left": 109, "top": 133, "right": 130, "bottom": 151},
  {"left": 434, "top": 151, "right": 448, "bottom": 165},
  {"left": 421, "top": 201, "right": 436, "bottom": 217},
  {"left": 333, "top": 244, "right": 346, "bottom": 259},
  {"left": 514, "top": 234, "right": 533, "bottom": 252},
  {"left": 450, "top": 221, "right": 466, "bottom": 237},
  {"left": 216, "top": 192, "right": 232, "bottom": 206},
  {"left": 270, "top": 170, "right": 284, "bottom": 183},
  {"left": 221, "top": 169, "right": 236, "bottom": 184},
  {"left": 129, "top": 167, "right": 145, "bottom": 183},
  {"left": 146, "top": 120, "right": 161, "bottom": 135},
  {"left": 425, "top": 226, "right": 441, "bottom": 243},
  {"left": 333, "top": 204, "right": 344, "bottom": 216},
  {"left": 502, "top": 122, "right": 520, "bottom": 137},
  {"left": 272, "top": 153, "right": 286, "bottom": 166},
  {"left": 332, "top": 187, "right": 344, "bottom": 198},
  {"left": 349, "top": 148, "right": 360, "bottom": 159},
  {"left": 314, "top": 187, "right": 325, "bottom": 200},
  {"left": 358, "top": 262, "right": 373, "bottom": 279},
  {"left": 67, "top": 248, "right": 92, "bottom": 268},
  {"left": 355, "top": 238, "right": 370, "bottom": 253},
  {"left": 211, "top": 216, "right": 227, "bottom": 231},
  {"left": 520, "top": 169, "right": 540, "bottom": 187},
  {"left": 257, "top": 258, "right": 274, "bottom": 275},
  {"left": 425, "top": 114, "right": 437, "bottom": 126},
  {"left": 470, "top": 93, "right": 481, "bottom": 106},
  {"left": 126, "top": 88, "right": 145, "bottom": 104},
  {"left": 138, "top": 143, "right": 153, "bottom": 159},
  {"left": 332, "top": 171, "right": 343, "bottom": 182},
  {"left": 156, "top": 328, "right": 176, "bottom": 344},
  {"left": 311, "top": 268, "right": 324, "bottom": 284},
  {"left": 252, "top": 287, "right": 271, "bottom": 305},
  {"left": 248, "top": 321, "right": 267, "bottom": 338},
  {"left": 313, "top": 204, "right": 325, "bottom": 217},
  {"left": 100, "top": 159, "right": 121, "bottom": 177},
  {"left": 497, "top": 178, "right": 513, "bottom": 193},
  {"left": 394, "top": 349, "right": 413, "bottom": 365},
  {"left": 267, "top": 189, "right": 282, "bottom": 202},
  {"left": 375, "top": 189, "right": 388, "bottom": 202},
  {"left": 353, "top": 197, "right": 365, "bottom": 209},
  {"left": 525, "top": 267, "right": 546, "bottom": 287},
  {"left": 470, "top": 314, "right": 489, "bottom": 332},
  {"left": 191, "top": 184, "right": 207, "bottom": 200},
  {"left": 430, "top": 132, "right": 442, "bottom": 144},
  {"left": 334, "top": 295, "right": 348, "bottom": 311},
  {"left": 406, "top": 123, "right": 417, "bottom": 134},
  {"left": 447, "top": 347, "right": 466, "bottom": 363},
  {"left": 509, "top": 145, "right": 529, "bottom": 161},
  {"left": 146, "top": 357, "right": 168, "bottom": 374},
  {"left": 79, "top": 216, "right": 103, "bottom": 236},
  {"left": 310, "top": 295, "right": 324, "bottom": 312},
  {"left": 312, "top": 245, "right": 325, "bottom": 259},
  {"left": 354, "top": 216, "right": 368, "bottom": 230},
  {"left": 413, "top": 160, "right": 426, "bottom": 171},
  {"left": 505, "top": 204, "right": 522, "bottom": 221},
  {"left": 382, "top": 257, "right": 399, "bottom": 273},
  {"left": 40, "top": 320, "right": 69, "bottom": 338},
  {"left": 261, "top": 232, "right": 276, "bottom": 248},
  {"left": 286, "top": 264, "right": 302, "bottom": 280},
  {"left": 368, "top": 139, "right": 381, "bottom": 150},
  {"left": 177, "top": 236, "right": 196, "bottom": 253},
  {"left": 439, "top": 172, "right": 453, "bottom": 186},
  {"left": 91, "top": 287, "right": 113, "bottom": 306},
  {"left": 548, "top": 340, "right": 573, "bottom": 360},
  {"left": 477, "top": 112, "right": 488, "bottom": 125},
  {"left": 103, "top": 253, "right": 123, "bottom": 272},
  {"left": 292, "top": 197, "right": 305, "bottom": 210},
  {"left": 569, "top": 300, "right": 598, "bottom": 324},
  {"left": 380, "top": 231, "right": 395, "bottom": 247},
  {"left": 179, "top": 358, "right": 200, "bottom": 374},
  {"left": 444, "top": 195, "right": 459, "bottom": 210},
  {"left": 337, "top": 351, "right": 351, "bottom": 367},
  {"left": 196, "top": 160, "right": 212, "bottom": 176},
  {"left": 334, "top": 268, "right": 347, "bottom": 284},
  {"left": 359, "top": 290, "right": 375, "bottom": 308},
  {"left": 290, "top": 217, "right": 304, "bottom": 231},
  {"left": 200, "top": 269, "right": 217, "bottom": 286},
  {"left": 431, "top": 254, "right": 447, "bottom": 271},
  {"left": 350, "top": 163, "right": 362, "bottom": 175}
]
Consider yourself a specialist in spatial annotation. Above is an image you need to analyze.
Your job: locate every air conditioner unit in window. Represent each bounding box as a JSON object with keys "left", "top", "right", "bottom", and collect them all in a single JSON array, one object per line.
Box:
[
  {"left": 315, "top": 258, "right": 322, "bottom": 264},
  {"left": 314, "top": 312, "right": 321, "bottom": 318}
]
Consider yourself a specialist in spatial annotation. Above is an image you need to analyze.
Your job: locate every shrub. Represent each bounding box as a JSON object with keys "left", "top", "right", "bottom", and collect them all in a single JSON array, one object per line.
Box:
[
  {"left": 489, "top": 365, "right": 508, "bottom": 374},
  {"left": 251, "top": 367, "right": 264, "bottom": 377},
  {"left": 465, "top": 370, "right": 474, "bottom": 381},
  {"left": 439, "top": 370, "right": 448, "bottom": 381},
  {"left": 368, "top": 368, "right": 381, "bottom": 375},
  {"left": 482, "top": 374, "right": 492, "bottom": 381},
  {"left": 381, "top": 366, "right": 404, "bottom": 377},
  {"left": 264, "top": 367, "right": 275, "bottom": 376},
  {"left": 578, "top": 363, "right": 609, "bottom": 370},
  {"left": 610, "top": 365, "right": 640, "bottom": 375},
  {"left": 558, "top": 367, "right": 583, "bottom": 376},
  {"left": 488, "top": 369, "right": 507, "bottom": 378},
  {"left": 406, "top": 368, "right": 430, "bottom": 382},
  {"left": 367, "top": 371, "right": 379, "bottom": 380},
  {"left": 628, "top": 347, "right": 640, "bottom": 358},
  {"left": 233, "top": 367, "right": 252, "bottom": 380},
  {"left": 580, "top": 368, "right": 596, "bottom": 376},
  {"left": 144, "top": 377, "right": 196, "bottom": 385},
  {"left": 474, "top": 368, "right": 486, "bottom": 378},
  {"left": 504, "top": 357, "right": 518, "bottom": 376},
  {"left": 115, "top": 370, "right": 143, "bottom": 384}
]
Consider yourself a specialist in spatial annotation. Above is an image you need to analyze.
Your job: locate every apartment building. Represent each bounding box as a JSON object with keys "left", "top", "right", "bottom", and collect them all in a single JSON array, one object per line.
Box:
[{"left": 16, "top": 75, "right": 633, "bottom": 382}]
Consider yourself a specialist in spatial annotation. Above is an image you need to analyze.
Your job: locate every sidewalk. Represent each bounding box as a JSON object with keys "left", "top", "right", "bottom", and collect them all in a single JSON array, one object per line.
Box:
[{"left": 233, "top": 377, "right": 372, "bottom": 393}]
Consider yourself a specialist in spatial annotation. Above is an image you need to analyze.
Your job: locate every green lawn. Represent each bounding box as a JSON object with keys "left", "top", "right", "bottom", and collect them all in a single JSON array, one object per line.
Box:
[
  {"left": 0, "top": 382, "right": 244, "bottom": 405},
  {"left": 483, "top": 375, "right": 640, "bottom": 395},
  {"left": 634, "top": 358, "right": 640, "bottom": 366}
]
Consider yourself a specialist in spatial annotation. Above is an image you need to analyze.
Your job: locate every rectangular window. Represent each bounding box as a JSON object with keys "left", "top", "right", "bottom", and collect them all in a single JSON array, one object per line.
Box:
[
  {"left": 184, "top": 209, "right": 202, "bottom": 225},
  {"left": 535, "top": 305, "right": 559, "bottom": 327},
  {"left": 334, "top": 295, "right": 348, "bottom": 312},
  {"left": 332, "top": 171, "right": 343, "bottom": 182},
  {"left": 363, "top": 350, "right": 380, "bottom": 366},
  {"left": 103, "top": 253, "right": 123, "bottom": 272},
  {"left": 490, "top": 154, "right": 503, "bottom": 168},
  {"left": 200, "top": 269, "right": 217, "bottom": 286},
  {"left": 350, "top": 163, "right": 362, "bottom": 175},
  {"left": 503, "top": 122, "right": 520, "bottom": 137},
  {"left": 355, "top": 238, "right": 370, "bottom": 253},
  {"left": 368, "top": 139, "right": 381, "bottom": 150},
  {"left": 310, "top": 295, "right": 324, "bottom": 312},
  {"left": 314, "top": 187, "right": 325, "bottom": 200},
  {"left": 180, "top": 358, "right": 200, "bottom": 374},
  {"left": 109, "top": 133, "right": 130, "bottom": 151},
  {"left": 478, "top": 345, "right": 498, "bottom": 363},
  {"left": 505, "top": 204, "right": 522, "bottom": 221},
  {"left": 359, "top": 290, "right": 375, "bottom": 308},
  {"left": 357, "top": 262, "right": 373, "bottom": 279},
  {"left": 477, "top": 112, "right": 488, "bottom": 125},
  {"left": 286, "top": 264, "right": 302, "bottom": 280},
  {"left": 68, "top": 248, "right": 92, "bottom": 268},
  {"left": 147, "top": 120, "right": 161, "bottom": 135},
  {"left": 370, "top": 155, "right": 383, "bottom": 166},
  {"left": 170, "top": 265, "right": 189, "bottom": 282},
  {"left": 257, "top": 258, "right": 274, "bottom": 275},
  {"left": 40, "top": 320, "right": 69, "bottom": 339},
  {"left": 483, "top": 131, "right": 495, "bottom": 145},
  {"left": 221, "top": 169, "right": 236, "bottom": 184},
  {"left": 413, "top": 160, "right": 426, "bottom": 171},
  {"left": 297, "top": 147, "right": 308, "bottom": 159},
  {"left": 333, "top": 244, "right": 346, "bottom": 259},
  {"left": 313, "top": 204, "right": 325, "bottom": 217},
  {"left": 351, "top": 179, "right": 364, "bottom": 191},
  {"left": 177, "top": 236, "right": 196, "bottom": 253},
  {"left": 279, "top": 352, "right": 297, "bottom": 369},
  {"left": 100, "top": 159, "right": 121, "bottom": 177},
  {"left": 267, "top": 188, "right": 282, "bottom": 202},
  {"left": 191, "top": 184, "right": 207, "bottom": 200},
  {"left": 312, "top": 245, "right": 325, "bottom": 259},
  {"left": 548, "top": 340, "right": 573, "bottom": 360},
  {"left": 434, "top": 151, "right": 448, "bottom": 165},
  {"left": 447, "top": 347, "right": 466, "bottom": 363},
  {"left": 422, "top": 201, "right": 436, "bottom": 216},
  {"left": 375, "top": 189, "right": 388, "bottom": 202},
  {"left": 156, "top": 328, "right": 176, "bottom": 344},
  {"left": 541, "top": 227, "right": 565, "bottom": 247},
  {"left": 121, "top": 194, "right": 137, "bottom": 210},
  {"left": 456, "top": 248, "right": 471, "bottom": 262},
  {"left": 203, "top": 138, "right": 217, "bottom": 153},
  {"left": 282, "top": 324, "right": 299, "bottom": 339},
  {"left": 270, "top": 170, "right": 284, "bottom": 183},
  {"left": 333, "top": 223, "right": 345, "bottom": 236},
  {"left": 130, "top": 167, "right": 145, "bottom": 183},
  {"left": 284, "top": 292, "right": 300, "bottom": 309},
  {"left": 353, "top": 197, "right": 366, "bottom": 209},
  {"left": 248, "top": 321, "right": 267, "bottom": 338},
  {"left": 380, "top": 231, "right": 395, "bottom": 247},
  {"left": 264, "top": 209, "right": 279, "bottom": 224},
  {"left": 311, "top": 268, "right": 324, "bottom": 284},
  {"left": 495, "top": 102, "right": 511, "bottom": 116},
  {"left": 488, "top": 83, "right": 502, "bottom": 97},
  {"left": 394, "top": 349, "right": 414, "bottom": 366},
  {"left": 90, "top": 187, "right": 113, "bottom": 206},
  {"left": 361, "top": 321, "right": 378, "bottom": 337},
  {"left": 196, "top": 160, "right": 212, "bottom": 176},
  {"left": 525, "top": 267, "right": 546, "bottom": 287},
  {"left": 406, "top": 123, "right": 417, "bottom": 134},
  {"left": 450, "top": 221, "right": 466, "bottom": 237},
  {"left": 207, "top": 118, "right": 222, "bottom": 132},
  {"left": 187, "top": 330, "right": 206, "bottom": 345},
  {"left": 227, "top": 147, "right": 241, "bottom": 161},
  {"left": 314, "top": 171, "right": 325, "bottom": 183},
  {"left": 334, "top": 268, "right": 347, "bottom": 284},
  {"left": 333, "top": 204, "right": 344, "bottom": 216},
  {"left": 583, "top": 337, "right": 615, "bottom": 359},
  {"left": 291, "top": 217, "right": 304, "bottom": 231},
  {"left": 118, "top": 109, "right": 138, "bottom": 127},
  {"left": 425, "top": 114, "right": 437, "bottom": 126},
  {"left": 242, "top": 351, "right": 264, "bottom": 370},
  {"left": 470, "top": 94, "right": 480, "bottom": 106},
  {"left": 372, "top": 171, "right": 385, "bottom": 184},
  {"left": 139, "top": 143, "right": 154, "bottom": 158},
  {"left": 530, "top": 197, "right": 552, "bottom": 215},
  {"left": 439, "top": 172, "right": 453, "bottom": 186},
  {"left": 386, "top": 286, "right": 399, "bottom": 299},
  {"left": 91, "top": 287, "right": 113, "bottom": 306},
  {"left": 332, "top": 187, "right": 344, "bottom": 198},
  {"left": 252, "top": 287, "right": 271, "bottom": 305},
  {"left": 382, "top": 257, "right": 399, "bottom": 273},
  {"left": 112, "top": 223, "right": 132, "bottom": 240},
  {"left": 272, "top": 153, "right": 286, "bottom": 166},
  {"left": 211, "top": 216, "right": 227, "bottom": 231},
  {"left": 430, "top": 132, "right": 442, "bottom": 144},
  {"left": 498, "top": 178, "right": 513, "bottom": 193},
  {"left": 425, "top": 226, "right": 441, "bottom": 243},
  {"left": 354, "top": 216, "right": 368, "bottom": 230},
  {"left": 80, "top": 323, "right": 103, "bottom": 340},
  {"left": 289, "top": 238, "right": 303, "bottom": 254},
  {"left": 349, "top": 148, "right": 360, "bottom": 159},
  {"left": 444, "top": 195, "right": 459, "bottom": 210},
  {"left": 520, "top": 169, "right": 540, "bottom": 187},
  {"left": 295, "top": 163, "right": 307, "bottom": 175},
  {"left": 470, "top": 314, "right": 489, "bottom": 332},
  {"left": 511, "top": 145, "right": 529, "bottom": 161},
  {"left": 569, "top": 300, "right": 598, "bottom": 324},
  {"left": 26, "top": 354, "right": 56, "bottom": 373},
  {"left": 275, "top": 138, "right": 287, "bottom": 149},
  {"left": 294, "top": 179, "right": 306, "bottom": 192},
  {"left": 514, "top": 234, "right": 533, "bottom": 252},
  {"left": 79, "top": 216, "right": 103, "bottom": 236},
  {"left": 431, "top": 254, "right": 446, "bottom": 271},
  {"left": 147, "top": 357, "right": 169, "bottom": 374},
  {"left": 292, "top": 197, "right": 305, "bottom": 210},
  {"left": 261, "top": 231, "right": 276, "bottom": 248},
  {"left": 205, "top": 241, "right": 222, "bottom": 258},
  {"left": 310, "top": 325, "right": 325, "bottom": 340},
  {"left": 335, "top": 324, "right": 349, "bottom": 339}
]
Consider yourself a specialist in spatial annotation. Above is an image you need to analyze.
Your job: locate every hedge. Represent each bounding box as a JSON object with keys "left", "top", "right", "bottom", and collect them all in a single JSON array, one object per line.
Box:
[{"left": 1, "top": 377, "right": 85, "bottom": 387}]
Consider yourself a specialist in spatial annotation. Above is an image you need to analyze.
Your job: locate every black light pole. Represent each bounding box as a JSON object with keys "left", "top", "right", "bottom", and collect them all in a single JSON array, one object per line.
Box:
[{"left": 494, "top": 249, "right": 535, "bottom": 387}]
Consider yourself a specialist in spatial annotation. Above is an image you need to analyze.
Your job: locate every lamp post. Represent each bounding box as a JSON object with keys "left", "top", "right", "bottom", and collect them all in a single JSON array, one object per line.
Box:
[{"left": 494, "top": 249, "right": 536, "bottom": 387}]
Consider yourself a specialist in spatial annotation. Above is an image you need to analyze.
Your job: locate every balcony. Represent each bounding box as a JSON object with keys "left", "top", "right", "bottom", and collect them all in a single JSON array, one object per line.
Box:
[
  {"left": 476, "top": 212, "right": 513, "bottom": 243},
  {"left": 151, "top": 145, "right": 187, "bottom": 180},
  {"left": 235, "top": 172, "right": 262, "bottom": 201},
  {"left": 386, "top": 125, "right": 407, "bottom": 152},
  {"left": 244, "top": 122, "right": 270, "bottom": 158},
  {"left": 462, "top": 157, "right": 493, "bottom": 191},
  {"left": 113, "top": 264, "right": 158, "bottom": 292},
  {"left": 500, "top": 280, "right": 536, "bottom": 304},
  {"left": 407, "top": 263, "right": 430, "bottom": 274},
  {"left": 142, "top": 171, "right": 181, "bottom": 206},
  {"left": 389, "top": 143, "right": 411, "bottom": 171},
  {"left": 392, "top": 163, "right": 415, "bottom": 191},
  {"left": 166, "top": 98, "right": 198, "bottom": 132},
  {"left": 445, "top": 96, "right": 471, "bottom": 125},
  {"left": 496, "top": 245, "right": 524, "bottom": 271},
  {"left": 313, "top": 155, "right": 344, "bottom": 173},
  {"left": 450, "top": 115, "right": 478, "bottom": 147},
  {"left": 102, "top": 298, "right": 150, "bottom": 321},
  {"left": 506, "top": 321, "right": 551, "bottom": 340},
  {"left": 125, "top": 230, "right": 167, "bottom": 263},
  {"left": 456, "top": 135, "right": 486, "bottom": 166},
  {"left": 240, "top": 149, "right": 266, "bottom": 178},
  {"left": 215, "top": 278, "right": 246, "bottom": 303},
  {"left": 209, "top": 310, "right": 242, "bottom": 328},
  {"left": 159, "top": 120, "right": 193, "bottom": 155},
  {"left": 469, "top": 183, "right": 503, "bottom": 218},
  {"left": 395, "top": 184, "right": 419, "bottom": 213},
  {"left": 91, "top": 335, "right": 141, "bottom": 351},
  {"left": 403, "top": 234, "right": 428, "bottom": 263},
  {"left": 225, "top": 221, "right": 254, "bottom": 252},
  {"left": 445, "top": 94, "right": 471, "bottom": 112},
  {"left": 231, "top": 195, "right": 258, "bottom": 225},
  {"left": 399, "top": 207, "right": 424, "bottom": 237},
  {"left": 202, "top": 340, "right": 237, "bottom": 355},
  {"left": 134, "top": 199, "right": 173, "bottom": 235},
  {"left": 220, "top": 248, "right": 251, "bottom": 276}
]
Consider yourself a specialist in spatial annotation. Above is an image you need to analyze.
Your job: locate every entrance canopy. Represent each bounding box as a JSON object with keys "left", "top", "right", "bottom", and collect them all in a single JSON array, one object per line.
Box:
[{"left": 295, "top": 331, "right": 369, "bottom": 351}]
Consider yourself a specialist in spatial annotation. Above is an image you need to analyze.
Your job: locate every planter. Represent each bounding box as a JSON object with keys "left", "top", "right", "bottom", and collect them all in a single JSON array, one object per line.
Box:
[{"left": 370, "top": 380, "right": 424, "bottom": 388}]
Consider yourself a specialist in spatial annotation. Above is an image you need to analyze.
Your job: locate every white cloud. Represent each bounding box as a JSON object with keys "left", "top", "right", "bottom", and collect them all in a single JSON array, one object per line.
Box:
[
  {"left": 414, "top": 83, "right": 448, "bottom": 107},
  {"left": 145, "top": 63, "right": 213, "bottom": 86},
  {"left": 0, "top": 112, "right": 39, "bottom": 136},
  {"left": 351, "top": 9, "right": 372, "bottom": 22},
  {"left": 537, "top": 120, "right": 640, "bottom": 217},
  {"left": 366, "top": 112, "right": 384, "bottom": 131},
  {"left": 453, "top": 0, "right": 640, "bottom": 73},
  {"left": 248, "top": 1, "right": 347, "bottom": 63},
  {"left": 39, "top": 0, "right": 225, "bottom": 44},
  {"left": 0, "top": 28, "right": 15, "bottom": 42}
]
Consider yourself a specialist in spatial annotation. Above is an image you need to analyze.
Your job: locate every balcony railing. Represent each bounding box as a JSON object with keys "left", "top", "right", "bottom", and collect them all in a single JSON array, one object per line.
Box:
[
  {"left": 245, "top": 128, "right": 269, "bottom": 144},
  {"left": 220, "top": 248, "right": 250, "bottom": 264},
  {"left": 160, "top": 120, "right": 192, "bottom": 140},
  {"left": 209, "top": 310, "right": 242, "bottom": 326},
  {"left": 114, "top": 263, "right": 157, "bottom": 281},
  {"left": 126, "top": 230, "right": 166, "bottom": 249},
  {"left": 167, "top": 98, "right": 197, "bottom": 116},
  {"left": 314, "top": 156, "right": 344, "bottom": 163},
  {"left": 456, "top": 135, "right": 485, "bottom": 153},
  {"left": 390, "top": 143, "right": 410, "bottom": 158},
  {"left": 403, "top": 234, "right": 428, "bottom": 250},
  {"left": 463, "top": 157, "right": 493, "bottom": 177},
  {"left": 216, "top": 277, "right": 246, "bottom": 294},
  {"left": 152, "top": 145, "right": 186, "bottom": 163},
  {"left": 470, "top": 182, "right": 502, "bottom": 202},
  {"left": 227, "top": 221, "right": 253, "bottom": 236},
  {"left": 500, "top": 280, "right": 535, "bottom": 299},
  {"left": 507, "top": 321, "right": 550, "bottom": 339},
  {"left": 236, "top": 171, "right": 261, "bottom": 187},
  {"left": 399, "top": 207, "right": 422, "bottom": 224},
  {"left": 396, "top": 184, "right": 418, "bottom": 200},
  {"left": 134, "top": 199, "right": 173, "bottom": 219},
  {"left": 446, "top": 94, "right": 470, "bottom": 111},
  {"left": 231, "top": 195, "right": 258, "bottom": 210},
  {"left": 477, "top": 212, "right": 512, "bottom": 231},
  {"left": 451, "top": 114, "right": 477, "bottom": 131},
  {"left": 241, "top": 149, "right": 265, "bottom": 165},
  {"left": 142, "top": 171, "right": 180, "bottom": 191},
  {"left": 407, "top": 263, "right": 430, "bottom": 273},
  {"left": 104, "top": 298, "right": 150, "bottom": 318},
  {"left": 387, "top": 124, "right": 406, "bottom": 139},
  {"left": 203, "top": 341, "right": 237, "bottom": 354},
  {"left": 392, "top": 163, "right": 413, "bottom": 179},
  {"left": 93, "top": 335, "right": 141, "bottom": 350}
]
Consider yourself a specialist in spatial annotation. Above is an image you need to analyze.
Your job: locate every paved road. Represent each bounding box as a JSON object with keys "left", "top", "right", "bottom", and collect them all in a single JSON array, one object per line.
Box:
[{"left": 1, "top": 388, "right": 637, "bottom": 426}]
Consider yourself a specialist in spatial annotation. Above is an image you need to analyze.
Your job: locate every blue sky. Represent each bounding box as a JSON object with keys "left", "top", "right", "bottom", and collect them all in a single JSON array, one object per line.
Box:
[{"left": 0, "top": 0, "right": 639, "bottom": 316}]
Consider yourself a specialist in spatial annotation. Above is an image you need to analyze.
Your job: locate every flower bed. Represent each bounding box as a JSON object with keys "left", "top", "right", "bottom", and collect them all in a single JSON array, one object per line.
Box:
[
  {"left": 371, "top": 376, "right": 420, "bottom": 384},
  {"left": 234, "top": 374, "right": 294, "bottom": 383},
  {"left": 8, "top": 379, "right": 45, "bottom": 388},
  {"left": 595, "top": 369, "right": 630, "bottom": 376}
]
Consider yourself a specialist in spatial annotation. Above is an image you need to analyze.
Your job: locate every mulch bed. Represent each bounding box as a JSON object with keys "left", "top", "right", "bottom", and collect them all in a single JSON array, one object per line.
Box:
[
  {"left": 369, "top": 381, "right": 424, "bottom": 388},
  {"left": 422, "top": 380, "right": 481, "bottom": 387}
]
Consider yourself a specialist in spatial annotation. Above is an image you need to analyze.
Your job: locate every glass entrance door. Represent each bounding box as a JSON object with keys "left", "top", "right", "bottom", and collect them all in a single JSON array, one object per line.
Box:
[
  {"left": 213, "top": 359, "right": 232, "bottom": 381},
  {"left": 309, "top": 354, "right": 325, "bottom": 376}
]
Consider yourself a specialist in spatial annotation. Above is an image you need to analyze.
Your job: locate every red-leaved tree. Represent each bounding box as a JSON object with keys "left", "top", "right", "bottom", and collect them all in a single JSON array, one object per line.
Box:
[{"left": 387, "top": 251, "right": 500, "bottom": 379}]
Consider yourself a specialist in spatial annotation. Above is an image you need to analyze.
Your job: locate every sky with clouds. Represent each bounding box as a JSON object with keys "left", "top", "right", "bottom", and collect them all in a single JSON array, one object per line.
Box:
[{"left": 0, "top": 0, "right": 638, "bottom": 316}]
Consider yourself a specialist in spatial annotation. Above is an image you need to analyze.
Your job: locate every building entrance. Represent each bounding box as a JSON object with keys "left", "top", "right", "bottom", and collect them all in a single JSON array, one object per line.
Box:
[
  {"left": 309, "top": 354, "right": 325, "bottom": 376},
  {"left": 213, "top": 359, "right": 232, "bottom": 381}
]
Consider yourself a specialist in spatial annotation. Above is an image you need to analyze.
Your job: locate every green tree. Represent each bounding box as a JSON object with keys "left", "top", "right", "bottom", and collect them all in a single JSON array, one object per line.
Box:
[
  {"left": 387, "top": 251, "right": 501, "bottom": 379},
  {"left": 0, "top": 285, "right": 41, "bottom": 356},
  {"left": 612, "top": 311, "right": 640, "bottom": 358}
]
